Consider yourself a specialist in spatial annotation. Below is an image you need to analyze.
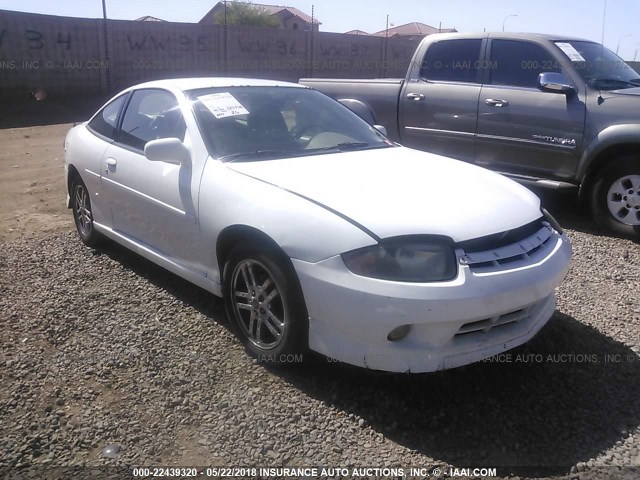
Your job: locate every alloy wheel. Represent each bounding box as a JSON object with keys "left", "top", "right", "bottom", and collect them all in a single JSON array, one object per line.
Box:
[
  {"left": 231, "top": 259, "right": 287, "bottom": 350},
  {"left": 74, "top": 183, "right": 93, "bottom": 236}
]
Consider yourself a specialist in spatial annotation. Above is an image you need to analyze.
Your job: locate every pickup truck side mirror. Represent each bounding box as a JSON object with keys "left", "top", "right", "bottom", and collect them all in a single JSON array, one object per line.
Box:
[
  {"left": 144, "top": 138, "right": 189, "bottom": 165},
  {"left": 538, "top": 72, "right": 577, "bottom": 96}
]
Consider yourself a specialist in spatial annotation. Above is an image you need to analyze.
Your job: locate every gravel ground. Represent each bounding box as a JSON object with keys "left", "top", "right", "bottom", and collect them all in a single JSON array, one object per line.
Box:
[{"left": 1, "top": 202, "right": 639, "bottom": 480}]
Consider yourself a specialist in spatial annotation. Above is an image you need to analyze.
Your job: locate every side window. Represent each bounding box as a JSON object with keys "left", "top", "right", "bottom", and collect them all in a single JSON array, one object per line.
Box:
[
  {"left": 87, "top": 94, "right": 127, "bottom": 139},
  {"left": 119, "top": 89, "right": 186, "bottom": 151},
  {"left": 420, "top": 39, "right": 483, "bottom": 83},
  {"left": 490, "top": 40, "right": 560, "bottom": 88}
]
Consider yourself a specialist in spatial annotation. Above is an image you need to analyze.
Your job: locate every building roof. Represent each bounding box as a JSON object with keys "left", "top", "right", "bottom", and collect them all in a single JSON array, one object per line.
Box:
[
  {"left": 344, "top": 29, "right": 369, "bottom": 35},
  {"left": 199, "top": 2, "right": 320, "bottom": 25},
  {"left": 134, "top": 15, "right": 166, "bottom": 22},
  {"left": 373, "top": 22, "right": 456, "bottom": 37}
]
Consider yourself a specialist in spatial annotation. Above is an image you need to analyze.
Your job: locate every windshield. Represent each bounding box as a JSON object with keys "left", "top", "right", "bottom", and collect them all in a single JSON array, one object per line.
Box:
[
  {"left": 187, "top": 86, "right": 393, "bottom": 161},
  {"left": 554, "top": 40, "right": 640, "bottom": 89}
]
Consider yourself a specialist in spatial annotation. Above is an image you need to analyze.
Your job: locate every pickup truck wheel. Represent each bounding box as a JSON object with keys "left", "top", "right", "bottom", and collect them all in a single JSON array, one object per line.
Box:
[
  {"left": 223, "top": 244, "right": 308, "bottom": 366},
  {"left": 591, "top": 157, "right": 640, "bottom": 238}
]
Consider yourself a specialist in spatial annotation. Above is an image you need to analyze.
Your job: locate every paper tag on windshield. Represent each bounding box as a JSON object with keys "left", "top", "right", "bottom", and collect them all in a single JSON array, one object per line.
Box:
[
  {"left": 198, "top": 92, "right": 249, "bottom": 119},
  {"left": 555, "top": 42, "right": 586, "bottom": 62}
]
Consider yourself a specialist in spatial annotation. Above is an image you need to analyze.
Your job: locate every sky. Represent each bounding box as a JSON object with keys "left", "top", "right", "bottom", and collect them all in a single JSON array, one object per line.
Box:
[{"left": 1, "top": 0, "right": 639, "bottom": 60}]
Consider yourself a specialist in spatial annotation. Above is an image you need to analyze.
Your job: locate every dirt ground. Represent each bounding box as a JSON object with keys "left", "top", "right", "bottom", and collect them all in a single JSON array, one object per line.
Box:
[{"left": 0, "top": 124, "right": 74, "bottom": 242}]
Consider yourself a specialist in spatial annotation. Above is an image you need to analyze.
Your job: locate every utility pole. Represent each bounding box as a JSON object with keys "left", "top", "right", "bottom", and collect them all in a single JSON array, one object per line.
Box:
[
  {"left": 309, "top": 4, "right": 315, "bottom": 77},
  {"left": 224, "top": 0, "right": 228, "bottom": 74},
  {"left": 101, "top": 0, "right": 111, "bottom": 93},
  {"left": 502, "top": 14, "right": 517, "bottom": 32},
  {"left": 382, "top": 14, "right": 389, "bottom": 77},
  {"left": 616, "top": 34, "right": 632, "bottom": 55}
]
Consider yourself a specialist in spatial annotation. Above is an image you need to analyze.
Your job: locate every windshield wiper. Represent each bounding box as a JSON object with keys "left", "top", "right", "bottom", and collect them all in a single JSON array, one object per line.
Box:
[
  {"left": 308, "top": 142, "right": 392, "bottom": 153},
  {"left": 220, "top": 149, "right": 304, "bottom": 162},
  {"left": 221, "top": 142, "right": 392, "bottom": 161},
  {"left": 590, "top": 78, "right": 640, "bottom": 88}
]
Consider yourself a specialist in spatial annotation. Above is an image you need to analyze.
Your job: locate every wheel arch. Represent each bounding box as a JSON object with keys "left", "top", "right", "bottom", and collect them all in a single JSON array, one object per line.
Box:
[
  {"left": 66, "top": 164, "right": 82, "bottom": 208},
  {"left": 578, "top": 142, "right": 640, "bottom": 203},
  {"left": 216, "top": 225, "right": 292, "bottom": 284}
]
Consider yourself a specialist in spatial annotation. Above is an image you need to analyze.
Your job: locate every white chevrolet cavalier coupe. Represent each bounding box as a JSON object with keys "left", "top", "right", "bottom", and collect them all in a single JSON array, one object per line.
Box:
[{"left": 64, "top": 78, "right": 572, "bottom": 372}]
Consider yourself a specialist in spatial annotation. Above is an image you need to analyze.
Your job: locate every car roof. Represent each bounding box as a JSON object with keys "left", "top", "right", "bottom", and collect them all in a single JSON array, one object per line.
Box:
[
  {"left": 130, "top": 77, "right": 307, "bottom": 92},
  {"left": 428, "top": 32, "right": 595, "bottom": 43},
  {"left": 490, "top": 32, "right": 594, "bottom": 43}
]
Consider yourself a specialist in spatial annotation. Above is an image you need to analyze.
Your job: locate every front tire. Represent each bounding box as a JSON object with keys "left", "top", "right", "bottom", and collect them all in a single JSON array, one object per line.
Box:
[
  {"left": 590, "top": 157, "right": 640, "bottom": 239},
  {"left": 223, "top": 244, "right": 308, "bottom": 365},
  {"left": 71, "top": 175, "right": 102, "bottom": 247}
]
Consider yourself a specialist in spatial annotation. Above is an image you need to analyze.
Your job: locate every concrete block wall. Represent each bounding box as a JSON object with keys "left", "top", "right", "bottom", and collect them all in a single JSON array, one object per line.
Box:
[
  {"left": 0, "top": 10, "right": 105, "bottom": 98},
  {"left": 105, "top": 19, "right": 223, "bottom": 91},
  {"left": 0, "top": 9, "right": 424, "bottom": 101},
  {"left": 1, "top": 10, "right": 638, "bottom": 102},
  {"left": 225, "top": 25, "right": 310, "bottom": 81}
]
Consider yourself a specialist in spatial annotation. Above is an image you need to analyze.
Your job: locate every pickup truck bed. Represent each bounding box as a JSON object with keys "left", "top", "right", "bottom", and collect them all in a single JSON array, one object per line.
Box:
[{"left": 300, "top": 78, "right": 404, "bottom": 139}]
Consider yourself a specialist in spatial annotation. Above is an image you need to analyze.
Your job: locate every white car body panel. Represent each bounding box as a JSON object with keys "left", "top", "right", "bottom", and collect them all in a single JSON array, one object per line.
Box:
[
  {"left": 198, "top": 161, "right": 378, "bottom": 282},
  {"left": 294, "top": 235, "right": 571, "bottom": 372},
  {"left": 64, "top": 77, "right": 572, "bottom": 373},
  {"left": 227, "top": 147, "right": 543, "bottom": 242}
]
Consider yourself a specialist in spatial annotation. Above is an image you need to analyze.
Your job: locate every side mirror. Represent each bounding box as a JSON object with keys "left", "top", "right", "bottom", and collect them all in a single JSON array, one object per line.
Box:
[
  {"left": 373, "top": 124, "right": 388, "bottom": 136},
  {"left": 538, "top": 72, "right": 577, "bottom": 95},
  {"left": 144, "top": 138, "right": 189, "bottom": 165}
]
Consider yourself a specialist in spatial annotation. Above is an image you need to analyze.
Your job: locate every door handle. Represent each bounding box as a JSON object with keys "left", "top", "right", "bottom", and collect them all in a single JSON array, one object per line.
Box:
[
  {"left": 406, "top": 93, "right": 425, "bottom": 101},
  {"left": 105, "top": 158, "right": 117, "bottom": 173},
  {"left": 485, "top": 98, "right": 509, "bottom": 107}
]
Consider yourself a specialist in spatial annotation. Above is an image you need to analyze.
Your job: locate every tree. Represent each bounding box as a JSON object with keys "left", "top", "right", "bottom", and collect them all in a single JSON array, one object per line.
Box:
[{"left": 214, "top": 1, "right": 281, "bottom": 28}]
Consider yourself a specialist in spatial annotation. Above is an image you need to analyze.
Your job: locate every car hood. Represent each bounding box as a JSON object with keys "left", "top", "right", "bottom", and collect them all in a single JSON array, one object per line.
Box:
[
  {"left": 226, "top": 147, "right": 542, "bottom": 242},
  {"left": 610, "top": 86, "right": 640, "bottom": 96}
]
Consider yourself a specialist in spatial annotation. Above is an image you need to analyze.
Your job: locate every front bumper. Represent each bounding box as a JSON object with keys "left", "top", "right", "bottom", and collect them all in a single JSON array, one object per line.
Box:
[{"left": 292, "top": 233, "right": 572, "bottom": 373}]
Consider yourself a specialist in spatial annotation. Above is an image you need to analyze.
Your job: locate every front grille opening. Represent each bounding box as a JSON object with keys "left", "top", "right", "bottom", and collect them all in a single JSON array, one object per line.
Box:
[
  {"left": 498, "top": 253, "right": 527, "bottom": 264},
  {"left": 458, "top": 219, "right": 555, "bottom": 271},
  {"left": 456, "top": 307, "right": 528, "bottom": 337},
  {"left": 458, "top": 217, "right": 544, "bottom": 253}
]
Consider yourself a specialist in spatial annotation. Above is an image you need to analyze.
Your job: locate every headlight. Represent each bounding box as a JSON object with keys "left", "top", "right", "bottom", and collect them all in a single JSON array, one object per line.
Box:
[
  {"left": 541, "top": 208, "right": 564, "bottom": 235},
  {"left": 341, "top": 237, "right": 457, "bottom": 282}
]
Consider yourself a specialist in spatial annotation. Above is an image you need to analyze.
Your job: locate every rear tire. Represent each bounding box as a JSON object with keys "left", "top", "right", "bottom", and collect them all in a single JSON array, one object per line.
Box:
[
  {"left": 590, "top": 157, "right": 640, "bottom": 239},
  {"left": 223, "top": 243, "right": 308, "bottom": 366},
  {"left": 71, "top": 174, "right": 102, "bottom": 247}
]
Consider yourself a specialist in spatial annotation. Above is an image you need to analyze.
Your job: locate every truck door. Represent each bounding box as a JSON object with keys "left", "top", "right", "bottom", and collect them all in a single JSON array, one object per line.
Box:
[
  {"left": 399, "top": 38, "right": 483, "bottom": 163},
  {"left": 476, "top": 39, "right": 585, "bottom": 180}
]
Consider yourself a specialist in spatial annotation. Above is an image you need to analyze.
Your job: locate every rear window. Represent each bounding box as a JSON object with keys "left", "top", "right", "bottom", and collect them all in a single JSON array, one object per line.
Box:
[
  {"left": 87, "top": 94, "right": 127, "bottom": 140},
  {"left": 420, "top": 39, "right": 483, "bottom": 83}
]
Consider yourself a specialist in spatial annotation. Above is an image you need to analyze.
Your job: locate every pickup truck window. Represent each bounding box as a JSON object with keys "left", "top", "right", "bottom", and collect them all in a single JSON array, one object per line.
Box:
[
  {"left": 489, "top": 40, "right": 560, "bottom": 88},
  {"left": 420, "top": 39, "right": 482, "bottom": 83},
  {"left": 554, "top": 40, "right": 640, "bottom": 89}
]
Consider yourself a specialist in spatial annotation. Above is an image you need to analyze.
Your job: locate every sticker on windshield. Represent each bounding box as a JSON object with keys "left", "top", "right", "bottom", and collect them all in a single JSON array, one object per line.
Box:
[
  {"left": 555, "top": 42, "right": 586, "bottom": 62},
  {"left": 197, "top": 92, "right": 249, "bottom": 119}
]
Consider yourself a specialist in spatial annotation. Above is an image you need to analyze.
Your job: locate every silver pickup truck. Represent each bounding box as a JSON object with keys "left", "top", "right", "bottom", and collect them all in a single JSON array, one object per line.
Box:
[{"left": 301, "top": 32, "right": 640, "bottom": 239}]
